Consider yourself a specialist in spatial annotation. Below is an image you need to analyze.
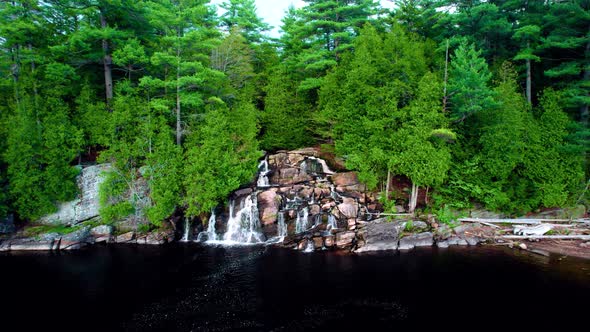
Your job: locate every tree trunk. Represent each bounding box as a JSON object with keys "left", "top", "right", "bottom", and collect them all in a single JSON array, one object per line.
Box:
[
  {"left": 11, "top": 45, "right": 20, "bottom": 110},
  {"left": 100, "top": 9, "right": 113, "bottom": 106},
  {"left": 443, "top": 39, "right": 449, "bottom": 112},
  {"left": 176, "top": 41, "right": 181, "bottom": 146},
  {"left": 526, "top": 42, "right": 532, "bottom": 104},
  {"left": 385, "top": 169, "right": 391, "bottom": 201},
  {"left": 582, "top": 24, "right": 590, "bottom": 177},
  {"left": 409, "top": 183, "right": 418, "bottom": 214},
  {"left": 176, "top": 69, "right": 181, "bottom": 146}
]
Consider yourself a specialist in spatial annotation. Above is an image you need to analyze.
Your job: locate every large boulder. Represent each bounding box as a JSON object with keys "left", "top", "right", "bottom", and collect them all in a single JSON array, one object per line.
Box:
[
  {"left": 398, "top": 232, "right": 434, "bottom": 250},
  {"left": 355, "top": 221, "right": 403, "bottom": 253},
  {"left": 258, "top": 189, "right": 280, "bottom": 226},
  {"left": 90, "top": 225, "right": 113, "bottom": 237},
  {"left": 331, "top": 172, "right": 359, "bottom": 186},
  {"left": 59, "top": 227, "right": 91, "bottom": 250},
  {"left": 335, "top": 231, "right": 356, "bottom": 248},
  {"left": 38, "top": 164, "right": 111, "bottom": 225},
  {"left": 3, "top": 239, "right": 58, "bottom": 251},
  {"left": 338, "top": 197, "right": 358, "bottom": 219}
]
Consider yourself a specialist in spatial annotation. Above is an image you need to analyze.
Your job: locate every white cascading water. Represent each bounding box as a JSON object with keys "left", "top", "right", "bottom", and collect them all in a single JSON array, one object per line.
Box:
[
  {"left": 303, "top": 238, "right": 315, "bottom": 253},
  {"left": 330, "top": 184, "right": 340, "bottom": 201},
  {"left": 206, "top": 209, "right": 217, "bottom": 241},
  {"left": 222, "top": 194, "right": 265, "bottom": 244},
  {"left": 313, "top": 214, "right": 322, "bottom": 226},
  {"left": 295, "top": 207, "right": 309, "bottom": 233},
  {"left": 196, "top": 209, "right": 217, "bottom": 242},
  {"left": 277, "top": 212, "right": 287, "bottom": 239},
  {"left": 327, "top": 214, "right": 338, "bottom": 231},
  {"left": 181, "top": 217, "right": 190, "bottom": 242},
  {"left": 257, "top": 159, "right": 270, "bottom": 187}
]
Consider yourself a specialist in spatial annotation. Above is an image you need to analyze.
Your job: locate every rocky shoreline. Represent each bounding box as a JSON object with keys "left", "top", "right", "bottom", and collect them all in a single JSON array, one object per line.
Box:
[{"left": 0, "top": 147, "right": 588, "bottom": 259}]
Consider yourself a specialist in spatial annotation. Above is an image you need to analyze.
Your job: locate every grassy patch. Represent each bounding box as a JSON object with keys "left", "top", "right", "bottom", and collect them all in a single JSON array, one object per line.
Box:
[{"left": 23, "top": 224, "right": 81, "bottom": 237}]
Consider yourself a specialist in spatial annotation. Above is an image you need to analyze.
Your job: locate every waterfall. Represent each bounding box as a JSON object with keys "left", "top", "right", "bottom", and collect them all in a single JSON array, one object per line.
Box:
[
  {"left": 181, "top": 218, "right": 190, "bottom": 242},
  {"left": 277, "top": 212, "right": 287, "bottom": 239},
  {"left": 196, "top": 209, "right": 217, "bottom": 242},
  {"left": 223, "top": 194, "right": 265, "bottom": 244},
  {"left": 303, "top": 238, "right": 315, "bottom": 253},
  {"left": 327, "top": 214, "right": 338, "bottom": 231},
  {"left": 257, "top": 159, "right": 270, "bottom": 187},
  {"left": 313, "top": 214, "right": 322, "bottom": 226},
  {"left": 206, "top": 209, "right": 217, "bottom": 240},
  {"left": 330, "top": 184, "right": 340, "bottom": 201},
  {"left": 295, "top": 207, "right": 309, "bottom": 233}
]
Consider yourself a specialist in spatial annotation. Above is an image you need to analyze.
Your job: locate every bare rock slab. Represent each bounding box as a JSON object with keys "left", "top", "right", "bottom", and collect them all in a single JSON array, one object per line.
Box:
[
  {"left": 399, "top": 232, "right": 434, "bottom": 250},
  {"left": 355, "top": 221, "right": 401, "bottom": 253}
]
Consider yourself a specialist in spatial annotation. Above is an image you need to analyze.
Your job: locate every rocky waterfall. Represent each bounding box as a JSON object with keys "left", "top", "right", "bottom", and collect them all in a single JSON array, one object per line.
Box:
[{"left": 196, "top": 148, "right": 382, "bottom": 251}]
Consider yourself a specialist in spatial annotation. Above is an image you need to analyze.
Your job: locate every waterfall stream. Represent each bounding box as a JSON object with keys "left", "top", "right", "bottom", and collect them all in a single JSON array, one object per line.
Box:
[
  {"left": 180, "top": 218, "right": 190, "bottom": 242},
  {"left": 277, "top": 212, "right": 287, "bottom": 239},
  {"left": 295, "top": 207, "right": 309, "bottom": 233},
  {"left": 327, "top": 214, "right": 338, "bottom": 231},
  {"left": 257, "top": 159, "right": 270, "bottom": 187},
  {"left": 222, "top": 194, "right": 266, "bottom": 244}
]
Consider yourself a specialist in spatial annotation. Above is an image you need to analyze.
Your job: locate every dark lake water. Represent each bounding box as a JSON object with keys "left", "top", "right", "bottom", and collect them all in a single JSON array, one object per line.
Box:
[{"left": 1, "top": 245, "right": 589, "bottom": 331}]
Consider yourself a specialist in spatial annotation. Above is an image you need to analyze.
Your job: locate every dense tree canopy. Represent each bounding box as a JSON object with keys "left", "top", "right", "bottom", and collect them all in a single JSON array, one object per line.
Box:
[{"left": 0, "top": 0, "right": 587, "bottom": 227}]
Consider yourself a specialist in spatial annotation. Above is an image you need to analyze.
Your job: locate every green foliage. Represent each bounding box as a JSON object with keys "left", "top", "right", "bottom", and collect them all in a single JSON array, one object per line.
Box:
[
  {"left": 144, "top": 130, "right": 182, "bottom": 226},
  {"left": 23, "top": 224, "right": 82, "bottom": 238},
  {"left": 448, "top": 40, "right": 495, "bottom": 123},
  {"left": 183, "top": 97, "right": 262, "bottom": 216},
  {"left": 219, "top": 0, "right": 271, "bottom": 43},
  {"left": 434, "top": 205, "right": 463, "bottom": 227},
  {"left": 0, "top": 0, "right": 587, "bottom": 225},
  {"left": 98, "top": 171, "right": 134, "bottom": 224},
  {"left": 260, "top": 65, "right": 313, "bottom": 151}
]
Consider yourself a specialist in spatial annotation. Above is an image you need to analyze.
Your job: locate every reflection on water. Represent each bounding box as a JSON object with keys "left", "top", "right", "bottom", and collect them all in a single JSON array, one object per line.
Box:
[{"left": 1, "top": 245, "right": 589, "bottom": 331}]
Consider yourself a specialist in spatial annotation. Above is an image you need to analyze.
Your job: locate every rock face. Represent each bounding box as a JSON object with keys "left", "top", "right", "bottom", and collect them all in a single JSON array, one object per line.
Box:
[
  {"left": 331, "top": 172, "right": 359, "bottom": 186},
  {"left": 335, "top": 231, "right": 356, "bottom": 248},
  {"left": 38, "top": 164, "right": 110, "bottom": 225},
  {"left": 398, "top": 232, "right": 434, "bottom": 250},
  {"left": 355, "top": 220, "right": 403, "bottom": 253},
  {"left": 258, "top": 189, "right": 280, "bottom": 226}
]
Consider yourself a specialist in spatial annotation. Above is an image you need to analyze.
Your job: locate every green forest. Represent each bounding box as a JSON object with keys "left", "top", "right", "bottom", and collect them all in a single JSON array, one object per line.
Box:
[{"left": 0, "top": 0, "right": 588, "bottom": 228}]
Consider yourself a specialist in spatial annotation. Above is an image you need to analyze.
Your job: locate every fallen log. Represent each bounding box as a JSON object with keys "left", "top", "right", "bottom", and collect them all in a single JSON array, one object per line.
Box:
[
  {"left": 458, "top": 218, "right": 584, "bottom": 225},
  {"left": 499, "top": 235, "right": 590, "bottom": 240},
  {"left": 462, "top": 219, "right": 501, "bottom": 229}
]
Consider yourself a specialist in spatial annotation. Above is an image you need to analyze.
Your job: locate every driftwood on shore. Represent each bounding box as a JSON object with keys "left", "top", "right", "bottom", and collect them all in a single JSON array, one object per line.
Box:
[
  {"left": 458, "top": 218, "right": 587, "bottom": 225},
  {"left": 500, "top": 235, "right": 590, "bottom": 240}
]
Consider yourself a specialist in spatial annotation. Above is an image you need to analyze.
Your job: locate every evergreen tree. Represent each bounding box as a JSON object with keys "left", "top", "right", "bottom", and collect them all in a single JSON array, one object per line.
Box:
[
  {"left": 219, "top": 0, "right": 271, "bottom": 43},
  {"left": 448, "top": 40, "right": 495, "bottom": 123},
  {"left": 184, "top": 97, "right": 261, "bottom": 216},
  {"left": 260, "top": 65, "right": 313, "bottom": 151},
  {"left": 282, "top": 0, "right": 379, "bottom": 90}
]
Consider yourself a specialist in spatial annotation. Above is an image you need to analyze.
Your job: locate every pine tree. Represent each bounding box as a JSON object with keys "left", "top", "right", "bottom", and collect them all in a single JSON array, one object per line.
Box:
[
  {"left": 184, "top": 97, "right": 261, "bottom": 216},
  {"left": 448, "top": 40, "right": 495, "bottom": 123},
  {"left": 219, "top": 0, "right": 271, "bottom": 44}
]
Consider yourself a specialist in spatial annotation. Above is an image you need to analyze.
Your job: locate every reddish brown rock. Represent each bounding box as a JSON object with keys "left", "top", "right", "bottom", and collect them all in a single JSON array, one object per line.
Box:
[
  {"left": 309, "top": 204, "right": 321, "bottom": 215},
  {"left": 335, "top": 231, "right": 356, "bottom": 248},
  {"left": 116, "top": 231, "right": 135, "bottom": 243},
  {"left": 313, "top": 237, "right": 323, "bottom": 249},
  {"left": 258, "top": 190, "right": 280, "bottom": 226},
  {"left": 290, "top": 147, "right": 320, "bottom": 157},
  {"left": 348, "top": 219, "right": 356, "bottom": 229},
  {"left": 324, "top": 235, "right": 335, "bottom": 247},
  {"left": 299, "top": 187, "right": 314, "bottom": 199},
  {"left": 331, "top": 172, "right": 359, "bottom": 186},
  {"left": 338, "top": 198, "right": 358, "bottom": 219},
  {"left": 322, "top": 202, "right": 335, "bottom": 211}
]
